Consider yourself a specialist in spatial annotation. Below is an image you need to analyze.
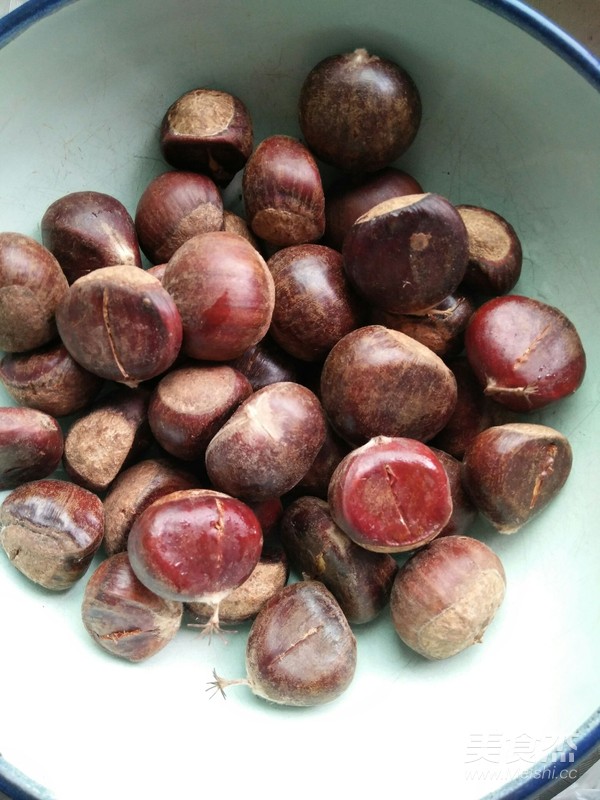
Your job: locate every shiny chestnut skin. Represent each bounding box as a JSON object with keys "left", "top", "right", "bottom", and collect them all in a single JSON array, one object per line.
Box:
[
  {"left": 328, "top": 436, "right": 453, "bottom": 553},
  {"left": 465, "top": 295, "right": 586, "bottom": 411},
  {"left": 320, "top": 325, "right": 457, "bottom": 446},
  {"left": 0, "top": 478, "right": 104, "bottom": 590},
  {"left": 267, "top": 244, "right": 364, "bottom": 361},
  {"left": 0, "top": 342, "right": 104, "bottom": 418},
  {"left": 299, "top": 48, "right": 421, "bottom": 173},
  {"left": 56, "top": 265, "right": 183, "bottom": 386},
  {"left": 0, "top": 232, "right": 69, "bottom": 353},
  {"left": 280, "top": 496, "right": 398, "bottom": 624},
  {"left": 163, "top": 231, "right": 275, "bottom": 361},
  {"left": 135, "top": 171, "right": 224, "bottom": 264},
  {"left": 343, "top": 193, "right": 469, "bottom": 314},
  {"left": 242, "top": 135, "right": 325, "bottom": 247},
  {"left": 41, "top": 191, "right": 142, "bottom": 283},
  {"left": 82, "top": 552, "right": 183, "bottom": 662},
  {"left": 0, "top": 407, "right": 63, "bottom": 490},
  {"left": 325, "top": 167, "right": 423, "bottom": 251},
  {"left": 160, "top": 88, "right": 253, "bottom": 186},
  {"left": 205, "top": 381, "right": 327, "bottom": 502}
]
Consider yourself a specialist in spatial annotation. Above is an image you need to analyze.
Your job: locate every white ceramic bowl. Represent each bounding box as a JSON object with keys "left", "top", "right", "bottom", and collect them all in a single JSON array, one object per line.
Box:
[{"left": 1, "top": 2, "right": 599, "bottom": 799}]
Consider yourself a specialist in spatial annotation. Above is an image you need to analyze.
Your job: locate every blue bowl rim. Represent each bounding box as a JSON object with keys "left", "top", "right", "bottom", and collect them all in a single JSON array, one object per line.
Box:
[{"left": 0, "top": 1, "right": 599, "bottom": 799}]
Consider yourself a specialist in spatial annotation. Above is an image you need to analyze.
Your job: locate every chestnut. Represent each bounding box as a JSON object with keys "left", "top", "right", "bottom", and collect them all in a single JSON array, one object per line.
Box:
[
  {"left": 390, "top": 535, "right": 506, "bottom": 660},
  {"left": 163, "top": 230, "right": 275, "bottom": 361},
  {"left": 0, "top": 407, "right": 63, "bottom": 490},
  {"left": 148, "top": 364, "right": 253, "bottom": 461},
  {"left": 160, "top": 88, "right": 253, "bottom": 186},
  {"left": 242, "top": 135, "right": 325, "bottom": 246},
  {"left": 299, "top": 48, "right": 421, "bottom": 173},
  {"left": 0, "top": 341, "right": 104, "bottom": 418},
  {"left": 205, "top": 381, "right": 327, "bottom": 502},
  {"left": 134, "top": 170, "right": 224, "bottom": 264},
  {"left": 465, "top": 295, "right": 586, "bottom": 411},
  {"left": 328, "top": 436, "right": 453, "bottom": 553},
  {"left": 41, "top": 190, "right": 142, "bottom": 283},
  {"left": 56, "top": 265, "right": 183, "bottom": 386},
  {"left": 227, "top": 335, "right": 305, "bottom": 390},
  {"left": 267, "top": 244, "right": 364, "bottom": 361},
  {"left": 0, "top": 478, "right": 104, "bottom": 590},
  {"left": 82, "top": 552, "right": 183, "bottom": 662},
  {"left": 320, "top": 325, "right": 457, "bottom": 445},
  {"left": 456, "top": 204, "right": 522, "bottom": 295},
  {"left": 0, "top": 232, "right": 69, "bottom": 352},
  {"left": 342, "top": 193, "right": 469, "bottom": 314},
  {"left": 325, "top": 167, "right": 424, "bottom": 250},
  {"left": 461, "top": 422, "right": 573, "bottom": 533}
]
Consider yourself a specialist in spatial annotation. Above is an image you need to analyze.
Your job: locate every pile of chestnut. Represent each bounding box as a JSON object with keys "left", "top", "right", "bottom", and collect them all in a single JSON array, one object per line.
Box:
[{"left": 0, "top": 48, "right": 586, "bottom": 707}]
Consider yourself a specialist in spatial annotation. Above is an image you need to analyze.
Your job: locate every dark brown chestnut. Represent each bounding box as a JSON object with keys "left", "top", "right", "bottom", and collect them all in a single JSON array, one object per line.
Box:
[
  {"left": 227, "top": 336, "right": 304, "bottom": 390},
  {"left": 0, "top": 232, "right": 69, "bottom": 352},
  {"left": 0, "top": 407, "right": 63, "bottom": 490},
  {"left": 343, "top": 193, "right": 469, "bottom": 314},
  {"left": 135, "top": 171, "right": 224, "bottom": 264},
  {"left": 41, "top": 191, "right": 142, "bottom": 283},
  {"left": 160, "top": 88, "right": 253, "bottom": 186},
  {"left": 242, "top": 135, "right": 325, "bottom": 247},
  {"left": 299, "top": 48, "right": 421, "bottom": 173},
  {"left": 292, "top": 423, "right": 350, "bottom": 500}
]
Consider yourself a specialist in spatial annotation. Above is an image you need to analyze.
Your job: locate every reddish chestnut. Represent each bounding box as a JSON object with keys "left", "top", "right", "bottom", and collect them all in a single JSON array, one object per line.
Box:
[
  {"left": 160, "top": 88, "right": 253, "bottom": 186},
  {"left": 56, "top": 265, "right": 182, "bottom": 386},
  {"left": 390, "top": 535, "right": 506, "bottom": 659},
  {"left": 465, "top": 295, "right": 586, "bottom": 411},
  {"left": 299, "top": 48, "right": 421, "bottom": 173},
  {"left": 242, "top": 135, "right": 325, "bottom": 246},
  {"left": 462, "top": 423, "right": 573, "bottom": 533},
  {"left": 163, "top": 231, "right": 275, "bottom": 361},
  {"left": 205, "top": 381, "right": 327, "bottom": 502},
  {"left": 41, "top": 191, "right": 142, "bottom": 283},
  {"left": 0, "top": 232, "right": 69, "bottom": 352},
  {"left": 320, "top": 325, "right": 457, "bottom": 445},
  {"left": 0, "top": 407, "right": 63, "bottom": 490},
  {"left": 328, "top": 436, "right": 453, "bottom": 553},
  {"left": 343, "top": 193, "right": 469, "bottom": 314},
  {"left": 82, "top": 552, "right": 183, "bottom": 662},
  {"left": 135, "top": 171, "right": 224, "bottom": 264},
  {"left": 267, "top": 244, "right": 364, "bottom": 361}
]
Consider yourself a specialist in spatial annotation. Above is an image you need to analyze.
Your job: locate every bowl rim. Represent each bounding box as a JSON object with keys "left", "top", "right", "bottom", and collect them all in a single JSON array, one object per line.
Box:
[{"left": 0, "top": 1, "right": 599, "bottom": 799}]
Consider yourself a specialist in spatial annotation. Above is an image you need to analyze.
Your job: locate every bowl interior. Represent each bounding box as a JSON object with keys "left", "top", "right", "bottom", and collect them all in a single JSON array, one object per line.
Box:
[{"left": 1, "top": 1, "right": 599, "bottom": 799}]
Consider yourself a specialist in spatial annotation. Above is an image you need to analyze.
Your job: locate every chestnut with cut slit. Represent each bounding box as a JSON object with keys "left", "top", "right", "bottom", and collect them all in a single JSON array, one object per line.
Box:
[
  {"left": 461, "top": 422, "right": 573, "bottom": 533},
  {"left": 0, "top": 407, "right": 64, "bottom": 490}
]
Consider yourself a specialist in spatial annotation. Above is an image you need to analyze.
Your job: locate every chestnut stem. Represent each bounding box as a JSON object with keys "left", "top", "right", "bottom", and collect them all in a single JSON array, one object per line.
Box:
[{"left": 206, "top": 669, "right": 250, "bottom": 699}]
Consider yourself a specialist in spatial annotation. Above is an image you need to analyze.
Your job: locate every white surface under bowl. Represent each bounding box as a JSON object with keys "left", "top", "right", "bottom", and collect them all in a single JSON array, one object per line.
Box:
[{"left": 0, "top": 2, "right": 599, "bottom": 799}]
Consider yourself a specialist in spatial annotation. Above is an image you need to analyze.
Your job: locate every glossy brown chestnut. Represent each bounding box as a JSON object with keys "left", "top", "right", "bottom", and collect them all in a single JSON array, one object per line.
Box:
[
  {"left": 0, "top": 342, "right": 104, "bottom": 418},
  {"left": 63, "top": 388, "right": 152, "bottom": 493},
  {"left": 390, "top": 535, "right": 506, "bottom": 660},
  {"left": 163, "top": 230, "right": 275, "bottom": 361},
  {"left": 280, "top": 496, "right": 398, "bottom": 623},
  {"left": 41, "top": 190, "right": 142, "bottom": 283},
  {"left": 343, "top": 193, "right": 469, "bottom": 314},
  {"left": 465, "top": 295, "right": 586, "bottom": 411},
  {"left": 461, "top": 423, "right": 573, "bottom": 533},
  {"left": 267, "top": 244, "right": 364, "bottom": 361},
  {"left": 320, "top": 325, "right": 457, "bottom": 445},
  {"left": 299, "top": 48, "right": 421, "bottom": 173},
  {"left": 148, "top": 364, "right": 252, "bottom": 461},
  {"left": 103, "top": 458, "right": 199, "bottom": 556},
  {"left": 205, "top": 381, "right": 327, "bottom": 502},
  {"left": 82, "top": 552, "right": 183, "bottom": 662},
  {"left": 56, "top": 265, "right": 183, "bottom": 386},
  {"left": 0, "top": 407, "right": 63, "bottom": 490},
  {"left": 135, "top": 171, "right": 224, "bottom": 264},
  {"left": 325, "top": 167, "right": 424, "bottom": 250},
  {"left": 160, "top": 88, "right": 253, "bottom": 186},
  {"left": 0, "top": 232, "right": 69, "bottom": 352},
  {"left": 0, "top": 478, "right": 104, "bottom": 590},
  {"left": 328, "top": 436, "right": 453, "bottom": 553},
  {"left": 242, "top": 135, "right": 325, "bottom": 247}
]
